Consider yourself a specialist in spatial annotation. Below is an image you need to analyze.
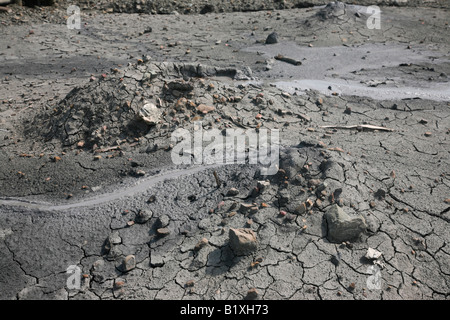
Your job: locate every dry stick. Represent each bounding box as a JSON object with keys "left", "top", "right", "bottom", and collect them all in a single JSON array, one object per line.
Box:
[
  {"left": 94, "top": 146, "right": 121, "bottom": 153},
  {"left": 320, "top": 124, "right": 394, "bottom": 132},
  {"left": 274, "top": 54, "right": 302, "bottom": 66},
  {"left": 213, "top": 170, "right": 221, "bottom": 188}
]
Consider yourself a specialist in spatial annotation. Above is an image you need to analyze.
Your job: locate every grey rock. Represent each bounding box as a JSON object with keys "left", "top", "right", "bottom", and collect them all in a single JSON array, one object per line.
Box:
[
  {"left": 135, "top": 209, "right": 153, "bottom": 224},
  {"left": 156, "top": 228, "right": 170, "bottom": 237},
  {"left": 150, "top": 254, "right": 164, "bottom": 267},
  {"left": 104, "top": 231, "right": 121, "bottom": 252},
  {"left": 138, "top": 102, "right": 161, "bottom": 125},
  {"left": 226, "top": 188, "right": 239, "bottom": 196},
  {"left": 265, "top": 32, "right": 279, "bottom": 44},
  {"left": 229, "top": 228, "right": 257, "bottom": 255},
  {"left": 278, "top": 189, "right": 290, "bottom": 206},
  {"left": 257, "top": 180, "right": 270, "bottom": 193},
  {"left": 294, "top": 202, "right": 307, "bottom": 215},
  {"left": 120, "top": 255, "right": 136, "bottom": 272},
  {"left": 317, "top": 1, "right": 347, "bottom": 20},
  {"left": 324, "top": 204, "right": 367, "bottom": 243},
  {"left": 194, "top": 237, "right": 209, "bottom": 251},
  {"left": 106, "top": 245, "right": 122, "bottom": 261},
  {"left": 239, "top": 203, "right": 253, "bottom": 214},
  {"left": 157, "top": 214, "right": 170, "bottom": 228},
  {"left": 245, "top": 288, "right": 259, "bottom": 300},
  {"left": 365, "top": 247, "right": 383, "bottom": 260}
]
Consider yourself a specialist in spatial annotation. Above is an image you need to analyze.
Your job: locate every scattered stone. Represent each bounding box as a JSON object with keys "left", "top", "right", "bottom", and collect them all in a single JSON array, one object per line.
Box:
[
  {"left": 106, "top": 245, "right": 122, "bottom": 261},
  {"left": 194, "top": 238, "right": 209, "bottom": 251},
  {"left": 257, "top": 180, "right": 270, "bottom": 193},
  {"left": 106, "top": 231, "right": 122, "bottom": 249},
  {"left": 308, "top": 179, "right": 321, "bottom": 187},
  {"left": 226, "top": 188, "right": 239, "bottom": 196},
  {"left": 156, "top": 214, "right": 170, "bottom": 228},
  {"left": 185, "top": 280, "right": 195, "bottom": 288},
  {"left": 365, "top": 247, "right": 383, "bottom": 260},
  {"left": 324, "top": 204, "right": 367, "bottom": 243},
  {"left": 148, "top": 253, "right": 164, "bottom": 267},
  {"left": 295, "top": 202, "right": 307, "bottom": 215},
  {"left": 135, "top": 209, "right": 153, "bottom": 224},
  {"left": 120, "top": 255, "right": 136, "bottom": 272},
  {"left": 138, "top": 102, "right": 161, "bottom": 125},
  {"left": 265, "top": 32, "right": 279, "bottom": 44},
  {"left": 156, "top": 228, "right": 170, "bottom": 237},
  {"left": 239, "top": 203, "right": 253, "bottom": 214},
  {"left": 197, "top": 104, "right": 215, "bottom": 114},
  {"left": 278, "top": 190, "right": 290, "bottom": 206},
  {"left": 330, "top": 253, "right": 340, "bottom": 266},
  {"left": 168, "top": 80, "right": 194, "bottom": 92},
  {"left": 245, "top": 288, "right": 259, "bottom": 300},
  {"left": 228, "top": 228, "right": 257, "bottom": 255},
  {"left": 114, "top": 278, "right": 125, "bottom": 289},
  {"left": 374, "top": 189, "right": 386, "bottom": 200}
]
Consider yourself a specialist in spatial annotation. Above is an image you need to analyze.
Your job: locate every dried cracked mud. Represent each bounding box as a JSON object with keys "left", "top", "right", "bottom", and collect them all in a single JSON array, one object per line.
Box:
[{"left": 0, "top": 1, "right": 449, "bottom": 300}]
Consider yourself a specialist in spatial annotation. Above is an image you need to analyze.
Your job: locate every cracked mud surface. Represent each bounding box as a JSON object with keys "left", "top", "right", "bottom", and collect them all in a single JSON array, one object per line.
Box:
[{"left": 0, "top": 1, "right": 449, "bottom": 300}]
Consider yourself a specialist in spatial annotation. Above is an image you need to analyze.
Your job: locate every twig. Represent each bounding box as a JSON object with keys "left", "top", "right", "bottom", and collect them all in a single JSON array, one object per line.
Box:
[
  {"left": 274, "top": 54, "right": 302, "bottom": 66},
  {"left": 94, "top": 146, "right": 121, "bottom": 153},
  {"left": 320, "top": 124, "right": 394, "bottom": 132}
]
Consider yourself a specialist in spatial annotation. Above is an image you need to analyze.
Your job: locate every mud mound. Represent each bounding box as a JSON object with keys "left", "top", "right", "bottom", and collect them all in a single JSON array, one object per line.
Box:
[
  {"left": 25, "top": 62, "right": 255, "bottom": 151},
  {"left": 37, "top": 78, "right": 148, "bottom": 149},
  {"left": 300, "top": 1, "right": 370, "bottom": 30},
  {"left": 316, "top": 1, "right": 347, "bottom": 20}
]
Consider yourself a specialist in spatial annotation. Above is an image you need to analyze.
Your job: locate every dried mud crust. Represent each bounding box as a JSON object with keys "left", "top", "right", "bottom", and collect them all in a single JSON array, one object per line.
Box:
[
  {"left": 1, "top": 143, "right": 449, "bottom": 300},
  {"left": 62, "top": 0, "right": 450, "bottom": 14},
  {"left": 0, "top": 2, "right": 449, "bottom": 301}
]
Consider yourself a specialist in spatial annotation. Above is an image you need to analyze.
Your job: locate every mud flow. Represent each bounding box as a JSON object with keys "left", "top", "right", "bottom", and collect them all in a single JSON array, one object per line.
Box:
[{"left": 0, "top": 0, "right": 449, "bottom": 301}]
